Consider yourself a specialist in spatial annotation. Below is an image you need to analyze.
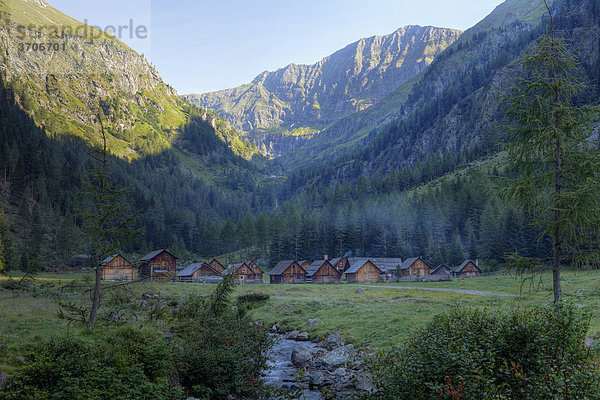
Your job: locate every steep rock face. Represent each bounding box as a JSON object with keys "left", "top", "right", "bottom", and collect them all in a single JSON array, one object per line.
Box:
[
  {"left": 279, "top": 0, "right": 553, "bottom": 171},
  {"left": 185, "top": 25, "right": 462, "bottom": 156},
  {"left": 0, "top": 0, "right": 257, "bottom": 161}
]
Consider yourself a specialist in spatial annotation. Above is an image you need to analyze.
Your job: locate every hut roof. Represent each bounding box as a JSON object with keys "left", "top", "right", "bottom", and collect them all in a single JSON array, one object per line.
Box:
[
  {"left": 455, "top": 260, "right": 481, "bottom": 273},
  {"left": 139, "top": 249, "right": 178, "bottom": 262},
  {"left": 371, "top": 258, "right": 403, "bottom": 272},
  {"left": 101, "top": 254, "right": 132, "bottom": 266},
  {"left": 431, "top": 264, "right": 452, "bottom": 274},
  {"left": 400, "top": 256, "right": 432, "bottom": 270},
  {"left": 269, "top": 260, "right": 298, "bottom": 276},
  {"left": 176, "top": 262, "right": 216, "bottom": 277},
  {"left": 305, "top": 260, "right": 340, "bottom": 277},
  {"left": 345, "top": 259, "right": 382, "bottom": 274}
]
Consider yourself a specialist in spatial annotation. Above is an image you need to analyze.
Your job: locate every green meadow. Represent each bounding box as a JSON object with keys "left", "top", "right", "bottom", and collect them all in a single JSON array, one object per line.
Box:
[{"left": 1, "top": 270, "right": 599, "bottom": 374}]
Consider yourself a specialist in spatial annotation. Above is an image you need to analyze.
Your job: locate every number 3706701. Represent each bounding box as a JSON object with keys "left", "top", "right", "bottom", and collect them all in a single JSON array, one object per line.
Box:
[{"left": 18, "top": 43, "right": 66, "bottom": 52}]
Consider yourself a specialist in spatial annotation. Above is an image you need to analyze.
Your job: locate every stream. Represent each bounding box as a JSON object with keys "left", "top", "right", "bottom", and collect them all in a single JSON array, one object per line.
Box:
[{"left": 264, "top": 335, "right": 323, "bottom": 400}]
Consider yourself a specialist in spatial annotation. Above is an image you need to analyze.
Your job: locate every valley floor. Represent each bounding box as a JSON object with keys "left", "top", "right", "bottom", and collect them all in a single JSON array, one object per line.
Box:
[{"left": 1, "top": 270, "right": 599, "bottom": 373}]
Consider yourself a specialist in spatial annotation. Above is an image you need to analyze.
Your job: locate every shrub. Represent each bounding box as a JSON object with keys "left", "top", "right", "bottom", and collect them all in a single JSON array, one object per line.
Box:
[
  {"left": 2, "top": 327, "right": 179, "bottom": 400},
  {"left": 173, "top": 274, "right": 272, "bottom": 399},
  {"left": 370, "top": 305, "right": 600, "bottom": 400},
  {"left": 237, "top": 293, "right": 270, "bottom": 303}
]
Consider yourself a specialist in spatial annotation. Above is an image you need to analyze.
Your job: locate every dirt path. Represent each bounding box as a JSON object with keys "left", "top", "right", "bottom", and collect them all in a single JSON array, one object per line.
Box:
[{"left": 357, "top": 285, "right": 517, "bottom": 297}]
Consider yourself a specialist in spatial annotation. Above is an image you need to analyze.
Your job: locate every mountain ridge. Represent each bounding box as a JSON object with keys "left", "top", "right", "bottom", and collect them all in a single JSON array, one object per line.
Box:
[{"left": 185, "top": 25, "right": 462, "bottom": 157}]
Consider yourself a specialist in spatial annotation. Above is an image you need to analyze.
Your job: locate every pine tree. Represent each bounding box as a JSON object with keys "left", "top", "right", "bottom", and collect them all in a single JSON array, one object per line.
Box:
[{"left": 501, "top": 2, "right": 600, "bottom": 302}]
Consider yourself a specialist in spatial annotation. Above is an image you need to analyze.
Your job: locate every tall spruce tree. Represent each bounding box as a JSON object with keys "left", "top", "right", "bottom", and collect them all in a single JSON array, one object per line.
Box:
[{"left": 502, "top": 2, "right": 600, "bottom": 302}]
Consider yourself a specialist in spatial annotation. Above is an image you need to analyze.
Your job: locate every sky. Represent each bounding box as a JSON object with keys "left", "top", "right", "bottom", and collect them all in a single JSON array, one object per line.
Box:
[{"left": 48, "top": 0, "right": 505, "bottom": 94}]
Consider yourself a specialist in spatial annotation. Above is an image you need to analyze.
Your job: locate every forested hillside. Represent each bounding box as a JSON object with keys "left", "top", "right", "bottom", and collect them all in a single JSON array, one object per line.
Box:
[
  {"left": 0, "top": 0, "right": 274, "bottom": 269},
  {"left": 201, "top": 0, "right": 600, "bottom": 268},
  {"left": 0, "top": 0, "right": 598, "bottom": 272}
]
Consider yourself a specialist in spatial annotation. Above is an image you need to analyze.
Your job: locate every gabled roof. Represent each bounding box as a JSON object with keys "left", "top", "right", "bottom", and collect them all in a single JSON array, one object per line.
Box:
[
  {"left": 329, "top": 257, "right": 342, "bottom": 265},
  {"left": 176, "top": 262, "right": 218, "bottom": 277},
  {"left": 371, "top": 258, "right": 403, "bottom": 272},
  {"left": 247, "top": 260, "right": 264, "bottom": 273},
  {"left": 269, "top": 260, "right": 298, "bottom": 276},
  {"left": 139, "top": 249, "right": 178, "bottom": 262},
  {"left": 345, "top": 259, "right": 382, "bottom": 274},
  {"left": 101, "top": 254, "right": 118, "bottom": 266},
  {"left": 305, "top": 260, "right": 340, "bottom": 278},
  {"left": 431, "top": 264, "right": 452, "bottom": 274},
  {"left": 455, "top": 260, "right": 481, "bottom": 273},
  {"left": 227, "top": 262, "right": 249, "bottom": 274},
  {"left": 101, "top": 254, "right": 133, "bottom": 266},
  {"left": 400, "top": 256, "right": 432, "bottom": 270}
]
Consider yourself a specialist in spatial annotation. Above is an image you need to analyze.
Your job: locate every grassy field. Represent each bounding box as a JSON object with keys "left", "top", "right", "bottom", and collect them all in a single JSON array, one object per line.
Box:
[{"left": 1, "top": 269, "right": 599, "bottom": 373}]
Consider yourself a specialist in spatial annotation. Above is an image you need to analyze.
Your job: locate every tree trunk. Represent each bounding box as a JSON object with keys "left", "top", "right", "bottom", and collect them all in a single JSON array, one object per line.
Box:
[{"left": 87, "top": 265, "right": 102, "bottom": 330}]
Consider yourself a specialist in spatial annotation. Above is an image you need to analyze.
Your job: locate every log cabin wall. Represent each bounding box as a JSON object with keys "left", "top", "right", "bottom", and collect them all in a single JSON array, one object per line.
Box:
[
  {"left": 402, "top": 259, "right": 430, "bottom": 277},
  {"left": 457, "top": 262, "right": 481, "bottom": 277},
  {"left": 101, "top": 255, "right": 135, "bottom": 281},
  {"left": 347, "top": 261, "right": 381, "bottom": 283},
  {"left": 311, "top": 262, "right": 341, "bottom": 283}
]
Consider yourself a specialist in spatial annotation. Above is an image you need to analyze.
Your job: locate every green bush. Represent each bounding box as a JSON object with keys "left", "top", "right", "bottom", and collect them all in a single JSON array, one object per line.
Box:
[
  {"left": 2, "top": 327, "right": 180, "bottom": 400},
  {"left": 237, "top": 293, "right": 270, "bottom": 303},
  {"left": 371, "top": 305, "right": 600, "bottom": 400},
  {"left": 173, "top": 274, "right": 272, "bottom": 399}
]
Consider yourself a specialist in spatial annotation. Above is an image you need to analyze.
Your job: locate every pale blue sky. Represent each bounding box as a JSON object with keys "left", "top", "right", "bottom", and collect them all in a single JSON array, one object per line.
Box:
[{"left": 48, "top": 0, "right": 504, "bottom": 94}]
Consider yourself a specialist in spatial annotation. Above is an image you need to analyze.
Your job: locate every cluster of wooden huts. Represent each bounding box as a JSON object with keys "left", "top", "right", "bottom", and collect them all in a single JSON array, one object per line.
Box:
[
  {"left": 269, "top": 257, "right": 483, "bottom": 284},
  {"left": 100, "top": 249, "right": 264, "bottom": 283},
  {"left": 100, "top": 249, "right": 482, "bottom": 285},
  {"left": 174, "top": 259, "right": 263, "bottom": 283},
  {"left": 100, "top": 249, "right": 179, "bottom": 282}
]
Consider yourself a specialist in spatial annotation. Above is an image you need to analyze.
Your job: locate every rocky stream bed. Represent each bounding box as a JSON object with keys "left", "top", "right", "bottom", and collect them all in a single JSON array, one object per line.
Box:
[{"left": 265, "top": 325, "right": 375, "bottom": 399}]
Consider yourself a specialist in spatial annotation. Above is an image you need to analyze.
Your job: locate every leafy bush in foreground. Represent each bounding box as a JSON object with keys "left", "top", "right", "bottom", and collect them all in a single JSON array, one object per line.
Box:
[
  {"left": 371, "top": 305, "right": 600, "bottom": 400},
  {"left": 172, "top": 274, "right": 272, "bottom": 399},
  {"left": 2, "top": 326, "right": 179, "bottom": 400}
]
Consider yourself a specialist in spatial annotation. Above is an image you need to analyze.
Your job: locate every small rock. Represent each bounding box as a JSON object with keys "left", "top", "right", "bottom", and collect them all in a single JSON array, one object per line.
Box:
[
  {"left": 307, "top": 318, "right": 320, "bottom": 326},
  {"left": 333, "top": 367, "right": 351, "bottom": 382},
  {"left": 355, "top": 374, "right": 375, "bottom": 393},
  {"left": 295, "top": 332, "right": 310, "bottom": 341},
  {"left": 309, "top": 371, "right": 324, "bottom": 388},
  {"left": 326, "top": 333, "right": 345, "bottom": 350},
  {"left": 0, "top": 371, "right": 8, "bottom": 391},
  {"left": 270, "top": 323, "right": 280, "bottom": 333},
  {"left": 319, "top": 344, "right": 355, "bottom": 371},
  {"left": 349, "top": 361, "right": 364, "bottom": 371},
  {"left": 286, "top": 330, "right": 300, "bottom": 340},
  {"left": 16, "top": 356, "right": 25, "bottom": 363},
  {"left": 355, "top": 287, "right": 365, "bottom": 294},
  {"left": 291, "top": 347, "right": 313, "bottom": 367}
]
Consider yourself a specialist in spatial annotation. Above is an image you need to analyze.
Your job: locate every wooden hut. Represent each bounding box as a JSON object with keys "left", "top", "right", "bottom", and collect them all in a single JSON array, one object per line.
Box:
[
  {"left": 345, "top": 259, "right": 382, "bottom": 283},
  {"left": 330, "top": 257, "right": 350, "bottom": 274},
  {"left": 305, "top": 260, "right": 341, "bottom": 283},
  {"left": 431, "top": 264, "right": 453, "bottom": 277},
  {"left": 298, "top": 260, "right": 311, "bottom": 271},
  {"left": 227, "top": 262, "right": 256, "bottom": 282},
  {"left": 175, "top": 262, "right": 221, "bottom": 282},
  {"left": 247, "top": 260, "right": 264, "bottom": 281},
  {"left": 371, "top": 258, "right": 403, "bottom": 280},
  {"left": 100, "top": 254, "right": 135, "bottom": 281},
  {"left": 399, "top": 257, "right": 432, "bottom": 278},
  {"left": 139, "top": 249, "right": 178, "bottom": 281},
  {"left": 454, "top": 260, "right": 482, "bottom": 278},
  {"left": 269, "top": 260, "right": 306, "bottom": 284},
  {"left": 207, "top": 258, "right": 225, "bottom": 274}
]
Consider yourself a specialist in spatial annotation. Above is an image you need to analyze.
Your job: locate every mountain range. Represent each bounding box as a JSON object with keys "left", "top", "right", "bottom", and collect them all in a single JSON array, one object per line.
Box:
[
  {"left": 0, "top": 0, "right": 599, "bottom": 268},
  {"left": 185, "top": 25, "right": 462, "bottom": 157}
]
